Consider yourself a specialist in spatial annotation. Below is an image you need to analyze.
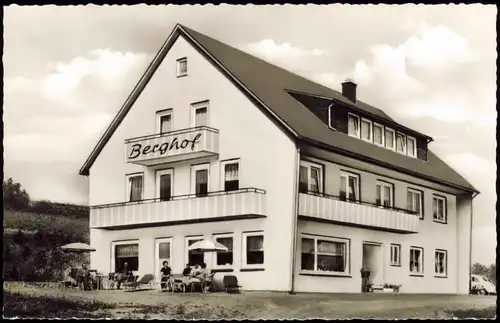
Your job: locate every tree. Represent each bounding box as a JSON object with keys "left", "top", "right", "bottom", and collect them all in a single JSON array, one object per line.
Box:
[
  {"left": 472, "top": 262, "right": 497, "bottom": 286},
  {"left": 3, "top": 177, "right": 31, "bottom": 210}
]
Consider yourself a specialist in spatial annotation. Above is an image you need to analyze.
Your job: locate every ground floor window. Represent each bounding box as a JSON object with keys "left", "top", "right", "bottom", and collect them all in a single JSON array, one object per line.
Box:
[
  {"left": 435, "top": 249, "right": 447, "bottom": 276},
  {"left": 409, "top": 246, "right": 424, "bottom": 275},
  {"left": 301, "top": 235, "right": 349, "bottom": 274},
  {"left": 214, "top": 234, "right": 234, "bottom": 267},
  {"left": 242, "top": 232, "right": 264, "bottom": 267},
  {"left": 114, "top": 243, "right": 139, "bottom": 271},
  {"left": 186, "top": 237, "right": 204, "bottom": 266}
]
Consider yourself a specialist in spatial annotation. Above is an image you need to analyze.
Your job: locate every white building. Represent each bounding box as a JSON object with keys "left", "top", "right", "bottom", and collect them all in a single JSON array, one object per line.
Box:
[{"left": 79, "top": 24, "right": 479, "bottom": 294}]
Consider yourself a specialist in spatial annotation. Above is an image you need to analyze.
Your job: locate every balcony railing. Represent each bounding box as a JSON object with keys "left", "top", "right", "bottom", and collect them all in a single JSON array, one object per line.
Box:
[
  {"left": 298, "top": 191, "right": 419, "bottom": 234},
  {"left": 124, "top": 126, "right": 219, "bottom": 166},
  {"left": 90, "top": 188, "right": 266, "bottom": 229}
]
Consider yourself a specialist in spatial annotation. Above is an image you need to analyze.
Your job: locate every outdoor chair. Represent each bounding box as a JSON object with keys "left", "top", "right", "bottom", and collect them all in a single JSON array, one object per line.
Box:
[
  {"left": 102, "top": 273, "right": 116, "bottom": 290},
  {"left": 222, "top": 275, "right": 241, "bottom": 293},
  {"left": 123, "top": 274, "right": 155, "bottom": 291},
  {"left": 202, "top": 273, "right": 215, "bottom": 293}
]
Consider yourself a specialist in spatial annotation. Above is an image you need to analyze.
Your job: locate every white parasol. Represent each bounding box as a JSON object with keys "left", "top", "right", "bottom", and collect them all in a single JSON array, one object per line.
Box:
[
  {"left": 60, "top": 242, "right": 96, "bottom": 252},
  {"left": 188, "top": 240, "right": 228, "bottom": 252}
]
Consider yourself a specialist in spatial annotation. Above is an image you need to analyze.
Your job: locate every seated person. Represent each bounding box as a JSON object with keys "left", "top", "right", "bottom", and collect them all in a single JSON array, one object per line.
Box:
[
  {"left": 199, "top": 263, "right": 211, "bottom": 292},
  {"left": 62, "top": 267, "right": 77, "bottom": 287},
  {"left": 114, "top": 262, "right": 132, "bottom": 290},
  {"left": 182, "top": 264, "right": 192, "bottom": 276},
  {"left": 160, "top": 261, "right": 173, "bottom": 290},
  {"left": 186, "top": 264, "right": 203, "bottom": 291}
]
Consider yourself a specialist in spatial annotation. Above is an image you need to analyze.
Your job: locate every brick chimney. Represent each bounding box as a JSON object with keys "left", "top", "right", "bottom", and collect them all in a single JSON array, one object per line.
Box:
[{"left": 341, "top": 78, "right": 357, "bottom": 103}]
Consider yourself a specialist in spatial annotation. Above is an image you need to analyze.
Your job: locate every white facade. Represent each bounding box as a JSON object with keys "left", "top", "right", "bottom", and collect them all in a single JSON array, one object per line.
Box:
[{"left": 85, "top": 30, "right": 474, "bottom": 294}]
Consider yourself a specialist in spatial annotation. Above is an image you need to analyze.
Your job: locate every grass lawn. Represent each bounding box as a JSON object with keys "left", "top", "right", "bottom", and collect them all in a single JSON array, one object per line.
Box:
[{"left": 3, "top": 282, "right": 497, "bottom": 319}]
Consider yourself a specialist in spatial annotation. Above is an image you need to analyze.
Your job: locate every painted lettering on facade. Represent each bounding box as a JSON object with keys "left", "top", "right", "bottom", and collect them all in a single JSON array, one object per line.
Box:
[{"left": 128, "top": 133, "right": 202, "bottom": 160}]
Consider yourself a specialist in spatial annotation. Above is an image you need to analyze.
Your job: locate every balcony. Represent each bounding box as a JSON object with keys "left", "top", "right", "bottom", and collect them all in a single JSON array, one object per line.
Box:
[
  {"left": 298, "top": 192, "right": 419, "bottom": 234},
  {"left": 90, "top": 188, "right": 266, "bottom": 229},
  {"left": 125, "top": 126, "right": 219, "bottom": 166}
]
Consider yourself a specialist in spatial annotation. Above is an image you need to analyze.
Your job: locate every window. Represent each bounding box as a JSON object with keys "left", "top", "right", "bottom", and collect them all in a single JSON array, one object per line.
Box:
[
  {"left": 191, "top": 164, "right": 209, "bottom": 197},
  {"left": 301, "top": 235, "right": 349, "bottom": 274},
  {"left": 156, "top": 109, "right": 172, "bottom": 134},
  {"left": 360, "top": 118, "right": 372, "bottom": 142},
  {"left": 221, "top": 160, "right": 239, "bottom": 192},
  {"left": 409, "top": 247, "right": 424, "bottom": 275},
  {"left": 373, "top": 123, "right": 384, "bottom": 146},
  {"left": 186, "top": 237, "right": 204, "bottom": 266},
  {"left": 213, "top": 234, "right": 233, "bottom": 267},
  {"left": 385, "top": 128, "right": 395, "bottom": 150},
  {"left": 407, "top": 136, "right": 417, "bottom": 157},
  {"left": 435, "top": 250, "right": 447, "bottom": 276},
  {"left": 299, "top": 161, "right": 323, "bottom": 194},
  {"left": 192, "top": 101, "right": 209, "bottom": 128},
  {"left": 176, "top": 57, "right": 187, "bottom": 77},
  {"left": 339, "top": 171, "right": 359, "bottom": 202},
  {"left": 242, "top": 232, "right": 264, "bottom": 267},
  {"left": 112, "top": 242, "right": 139, "bottom": 272},
  {"left": 407, "top": 188, "right": 423, "bottom": 219},
  {"left": 396, "top": 132, "right": 406, "bottom": 154},
  {"left": 126, "top": 173, "right": 143, "bottom": 202},
  {"left": 155, "top": 238, "right": 172, "bottom": 275},
  {"left": 376, "top": 181, "right": 393, "bottom": 208},
  {"left": 156, "top": 169, "right": 173, "bottom": 201},
  {"left": 433, "top": 195, "right": 447, "bottom": 223},
  {"left": 390, "top": 244, "right": 401, "bottom": 266},
  {"left": 348, "top": 113, "right": 360, "bottom": 138}
]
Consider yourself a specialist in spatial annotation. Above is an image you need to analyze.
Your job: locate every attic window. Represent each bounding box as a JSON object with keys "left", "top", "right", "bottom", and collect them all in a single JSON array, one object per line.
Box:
[
  {"left": 177, "top": 58, "right": 187, "bottom": 77},
  {"left": 347, "top": 113, "right": 360, "bottom": 138}
]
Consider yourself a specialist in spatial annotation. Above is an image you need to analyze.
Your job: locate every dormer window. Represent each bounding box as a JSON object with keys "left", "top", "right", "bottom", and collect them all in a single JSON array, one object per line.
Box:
[
  {"left": 360, "top": 118, "right": 372, "bottom": 142},
  {"left": 407, "top": 136, "right": 417, "bottom": 157},
  {"left": 385, "top": 128, "right": 395, "bottom": 150},
  {"left": 176, "top": 57, "right": 187, "bottom": 77},
  {"left": 373, "top": 123, "right": 384, "bottom": 146},
  {"left": 396, "top": 132, "right": 407, "bottom": 154},
  {"left": 348, "top": 113, "right": 360, "bottom": 138}
]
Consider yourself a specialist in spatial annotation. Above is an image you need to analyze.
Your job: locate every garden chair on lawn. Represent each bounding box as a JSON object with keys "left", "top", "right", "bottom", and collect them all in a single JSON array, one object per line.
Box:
[
  {"left": 223, "top": 275, "right": 242, "bottom": 293},
  {"left": 123, "top": 274, "right": 155, "bottom": 291}
]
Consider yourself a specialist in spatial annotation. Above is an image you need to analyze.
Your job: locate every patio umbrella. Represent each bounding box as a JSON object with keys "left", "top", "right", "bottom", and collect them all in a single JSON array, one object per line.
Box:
[
  {"left": 188, "top": 240, "right": 228, "bottom": 252},
  {"left": 60, "top": 242, "right": 96, "bottom": 252}
]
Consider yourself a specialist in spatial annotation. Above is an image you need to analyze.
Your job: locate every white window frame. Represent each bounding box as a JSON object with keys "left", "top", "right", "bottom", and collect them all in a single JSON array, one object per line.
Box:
[
  {"left": 385, "top": 127, "right": 396, "bottom": 150},
  {"left": 111, "top": 240, "right": 140, "bottom": 273},
  {"left": 407, "top": 135, "right": 417, "bottom": 158},
  {"left": 300, "top": 234, "right": 350, "bottom": 276},
  {"left": 155, "top": 237, "right": 173, "bottom": 282},
  {"left": 390, "top": 244, "right": 401, "bottom": 266},
  {"left": 176, "top": 57, "right": 187, "bottom": 77},
  {"left": 212, "top": 233, "right": 235, "bottom": 269},
  {"left": 155, "top": 168, "right": 174, "bottom": 199},
  {"left": 242, "top": 231, "right": 264, "bottom": 269},
  {"left": 300, "top": 160, "right": 324, "bottom": 193},
  {"left": 220, "top": 159, "right": 240, "bottom": 191},
  {"left": 156, "top": 109, "right": 173, "bottom": 134},
  {"left": 360, "top": 118, "right": 373, "bottom": 142},
  {"left": 340, "top": 171, "right": 360, "bottom": 202},
  {"left": 407, "top": 188, "right": 424, "bottom": 219},
  {"left": 190, "top": 163, "right": 210, "bottom": 195},
  {"left": 409, "top": 246, "right": 424, "bottom": 275},
  {"left": 328, "top": 104, "right": 335, "bottom": 129},
  {"left": 185, "top": 236, "right": 204, "bottom": 266},
  {"left": 434, "top": 249, "right": 447, "bottom": 277},
  {"left": 376, "top": 181, "right": 394, "bottom": 208},
  {"left": 373, "top": 123, "right": 385, "bottom": 147},
  {"left": 347, "top": 113, "right": 361, "bottom": 139},
  {"left": 432, "top": 195, "right": 447, "bottom": 223},
  {"left": 125, "top": 173, "right": 144, "bottom": 202},
  {"left": 191, "top": 100, "right": 209, "bottom": 128},
  {"left": 395, "top": 132, "right": 407, "bottom": 154}
]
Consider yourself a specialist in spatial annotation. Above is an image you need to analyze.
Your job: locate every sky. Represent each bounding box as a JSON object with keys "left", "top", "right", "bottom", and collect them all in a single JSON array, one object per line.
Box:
[{"left": 3, "top": 4, "right": 496, "bottom": 265}]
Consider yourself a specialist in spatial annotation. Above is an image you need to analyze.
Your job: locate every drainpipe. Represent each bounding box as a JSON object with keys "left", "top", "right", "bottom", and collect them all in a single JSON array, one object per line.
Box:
[
  {"left": 288, "top": 144, "right": 301, "bottom": 295},
  {"left": 468, "top": 192, "right": 479, "bottom": 293}
]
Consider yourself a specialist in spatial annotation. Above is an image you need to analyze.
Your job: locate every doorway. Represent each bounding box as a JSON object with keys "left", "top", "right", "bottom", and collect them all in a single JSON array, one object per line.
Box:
[
  {"left": 155, "top": 238, "right": 172, "bottom": 281},
  {"left": 362, "top": 243, "right": 384, "bottom": 287}
]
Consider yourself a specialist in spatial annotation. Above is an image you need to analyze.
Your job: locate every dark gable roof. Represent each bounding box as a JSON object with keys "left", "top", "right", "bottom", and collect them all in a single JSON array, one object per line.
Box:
[{"left": 79, "top": 24, "right": 478, "bottom": 194}]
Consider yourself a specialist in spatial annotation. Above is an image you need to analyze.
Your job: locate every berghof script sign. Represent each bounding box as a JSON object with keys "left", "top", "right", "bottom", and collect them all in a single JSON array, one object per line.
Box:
[{"left": 127, "top": 133, "right": 202, "bottom": 161}]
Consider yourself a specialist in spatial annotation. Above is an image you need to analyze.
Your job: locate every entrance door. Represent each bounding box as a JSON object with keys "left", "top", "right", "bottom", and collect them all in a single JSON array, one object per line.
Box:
[
  {"left": 362, "top": 243, "right": 384, "bottom": 286},
  {"left": 155, "top": 238, "right": 172, "bottom": 282}
]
